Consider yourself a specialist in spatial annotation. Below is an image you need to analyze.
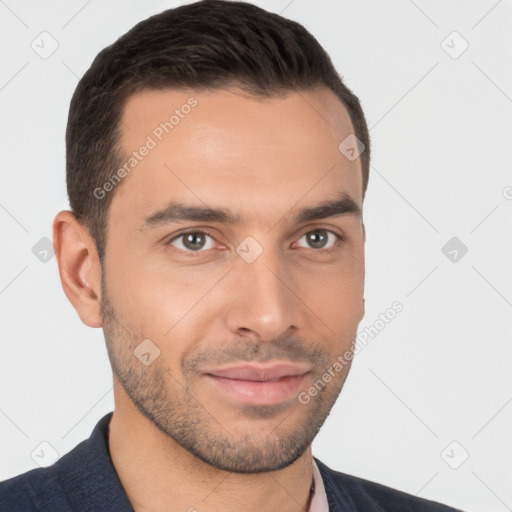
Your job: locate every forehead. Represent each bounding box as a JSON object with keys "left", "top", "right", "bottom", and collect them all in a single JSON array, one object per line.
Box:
[{"left": 110, "top": 87, "right": 362, "bottom": 229}]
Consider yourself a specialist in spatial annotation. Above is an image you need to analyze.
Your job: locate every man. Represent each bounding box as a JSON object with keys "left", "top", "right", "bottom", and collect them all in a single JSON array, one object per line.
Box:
[{"left": 0, "top": 1, "right": 462, "bottom": 510}]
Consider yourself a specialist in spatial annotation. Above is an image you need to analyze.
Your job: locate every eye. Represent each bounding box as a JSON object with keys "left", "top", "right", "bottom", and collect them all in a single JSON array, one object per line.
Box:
[
  {"left": 295, "top": 229, "right": 340, "bottom": 250},
  {"left": 168, "top": 231, "right": 216, "bottom": 252}
]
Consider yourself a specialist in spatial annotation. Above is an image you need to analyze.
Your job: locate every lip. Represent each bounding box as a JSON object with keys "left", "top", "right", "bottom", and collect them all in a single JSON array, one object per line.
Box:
[
  {"left": 204, "top": 363, "right": 311, "bottom": 405},
  {"left": 206, "top": 363, "right": 311, "bottom": 381}
]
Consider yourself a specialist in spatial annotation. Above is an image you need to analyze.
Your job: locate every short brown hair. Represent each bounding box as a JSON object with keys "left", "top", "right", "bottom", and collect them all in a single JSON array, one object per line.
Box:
[{"left": 66, "top": 0, "right": 371, "bottom": 262}]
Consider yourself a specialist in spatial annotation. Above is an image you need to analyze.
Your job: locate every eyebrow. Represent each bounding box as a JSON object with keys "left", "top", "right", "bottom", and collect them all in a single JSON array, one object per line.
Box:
[{"left": 140, "top": 192, "right": 361, "bottom": 230}]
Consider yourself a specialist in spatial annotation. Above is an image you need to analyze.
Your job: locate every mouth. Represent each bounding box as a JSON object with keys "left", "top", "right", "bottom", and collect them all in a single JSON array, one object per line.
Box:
[{"left": 203, "top": 363, "right": 311, "bottom": 406}]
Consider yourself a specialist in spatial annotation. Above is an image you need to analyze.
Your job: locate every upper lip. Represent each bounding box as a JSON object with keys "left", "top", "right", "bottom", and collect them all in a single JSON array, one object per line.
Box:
[{"left": 205, "top": 363, "right": 311, "bottom": 381}]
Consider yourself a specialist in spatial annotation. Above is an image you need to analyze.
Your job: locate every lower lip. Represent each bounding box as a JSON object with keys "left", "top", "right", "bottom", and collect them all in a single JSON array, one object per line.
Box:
[{"left": 205, "top": 374, "right": 308, "bottom": 405}]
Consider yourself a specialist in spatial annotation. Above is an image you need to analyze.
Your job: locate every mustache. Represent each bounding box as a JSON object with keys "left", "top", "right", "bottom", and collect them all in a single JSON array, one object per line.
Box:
[{"left": 182, "top": 335, "right": 331, "bottom": 374}]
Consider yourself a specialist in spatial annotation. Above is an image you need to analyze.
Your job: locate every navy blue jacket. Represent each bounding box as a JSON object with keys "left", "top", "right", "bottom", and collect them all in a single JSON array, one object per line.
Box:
[{"left": 0, "top": 412, "right": 462, "bottom": 511}]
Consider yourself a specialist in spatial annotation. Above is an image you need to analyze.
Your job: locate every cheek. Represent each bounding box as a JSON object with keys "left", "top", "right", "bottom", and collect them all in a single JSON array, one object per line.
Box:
[
  {"left": 111, "top": 246, "right": 217, "bottom": 317},
  {"left": 106, "top": 256, "right": 228, "bottom": 367},
  {"left": 311, "top": 272, "right": 362, "bottom": 319},
  {"left": 297, "top": 253, "right": 364, "bottom": 333}
]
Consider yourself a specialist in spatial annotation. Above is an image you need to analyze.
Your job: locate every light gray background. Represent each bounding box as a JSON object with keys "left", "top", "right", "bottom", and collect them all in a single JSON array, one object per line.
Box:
[{"left": 1, "top": 1, "right": 511, "bottom": 511}]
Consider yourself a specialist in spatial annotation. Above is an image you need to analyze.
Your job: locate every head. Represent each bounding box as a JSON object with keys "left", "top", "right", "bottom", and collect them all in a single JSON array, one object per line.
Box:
[{"left": 54, "top": 0, "right": 370, "bottom": 474}]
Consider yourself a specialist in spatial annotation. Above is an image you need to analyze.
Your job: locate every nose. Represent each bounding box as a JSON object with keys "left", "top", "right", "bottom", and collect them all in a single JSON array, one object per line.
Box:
[{"left": 222, "top": 245, "right": 298, "bottom": 341}]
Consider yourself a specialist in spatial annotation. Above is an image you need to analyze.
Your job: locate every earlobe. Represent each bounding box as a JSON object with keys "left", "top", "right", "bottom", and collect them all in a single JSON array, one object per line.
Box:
[{"left": 52, "top": 211, "right": 103, "bottom": 328}]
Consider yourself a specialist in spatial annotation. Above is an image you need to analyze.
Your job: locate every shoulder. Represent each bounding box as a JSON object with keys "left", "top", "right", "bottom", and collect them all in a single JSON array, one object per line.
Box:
[
  {"left": 0, "top": 458, "right": 75, "bottom": 511},
  {"left": 314, "top": 457, "right": 463, "bottom": 512},
  {"left": 0, "top": 413, "right": 117, "bottom": 512}
]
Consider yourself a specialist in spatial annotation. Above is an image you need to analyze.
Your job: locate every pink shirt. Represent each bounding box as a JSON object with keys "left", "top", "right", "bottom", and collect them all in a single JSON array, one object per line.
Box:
[{"left": 309, "top": 459, "right": 329, "bottom": 512}]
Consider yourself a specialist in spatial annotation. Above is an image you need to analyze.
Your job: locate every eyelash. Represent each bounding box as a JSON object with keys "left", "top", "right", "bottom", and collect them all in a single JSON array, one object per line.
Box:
[{"left": 165, "top": 228, "right": 344, "bottom": 255}]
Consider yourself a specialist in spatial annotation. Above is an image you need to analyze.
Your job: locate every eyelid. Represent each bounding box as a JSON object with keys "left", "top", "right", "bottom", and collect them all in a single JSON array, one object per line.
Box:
[
  {"left": 166, "top": 229, "right": 219, "bottom": 250},
  {"left": 293, "top": 228, "right": 344, "bottom": 251},
  {"left": 165, "top": 226, "right": 345, "bottom": 253}
]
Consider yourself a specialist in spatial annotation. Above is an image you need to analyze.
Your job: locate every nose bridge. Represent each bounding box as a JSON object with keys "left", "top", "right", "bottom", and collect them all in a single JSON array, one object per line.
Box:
[{"left": 224, "top": 241, "right": 296, "bottom": 339}]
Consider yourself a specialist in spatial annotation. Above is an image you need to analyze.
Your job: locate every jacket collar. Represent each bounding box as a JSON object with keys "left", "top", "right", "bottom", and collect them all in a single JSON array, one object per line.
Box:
[{"left": 61, "top": 412, "right": 350, "bottom": 512}]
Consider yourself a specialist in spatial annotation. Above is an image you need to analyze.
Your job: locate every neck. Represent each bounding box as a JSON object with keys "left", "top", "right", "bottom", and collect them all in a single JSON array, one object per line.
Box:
[{"left": 108, "top": 387, "right": 314, "bottom": 512}]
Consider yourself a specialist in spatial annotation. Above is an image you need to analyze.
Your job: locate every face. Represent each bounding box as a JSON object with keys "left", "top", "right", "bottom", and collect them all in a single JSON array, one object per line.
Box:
[{"left": 100, "top": 86, "right": 365, "bottom": 473}]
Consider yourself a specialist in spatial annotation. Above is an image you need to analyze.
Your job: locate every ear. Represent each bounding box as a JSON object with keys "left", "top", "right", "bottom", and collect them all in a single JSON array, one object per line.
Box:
[{"left": 52, "top": 211, "right": 103, "bottom": 328}]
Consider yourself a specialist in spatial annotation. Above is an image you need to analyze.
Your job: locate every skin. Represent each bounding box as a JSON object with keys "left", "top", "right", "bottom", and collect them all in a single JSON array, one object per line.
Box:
[{"left": 53, "top": 86, "right": 366, "bottom": 512}]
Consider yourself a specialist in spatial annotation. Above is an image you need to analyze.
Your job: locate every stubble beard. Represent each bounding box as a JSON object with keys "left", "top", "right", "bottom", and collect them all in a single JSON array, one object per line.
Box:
[{"left": 100, "top": 286, "right": 352, "bottom": 474}]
